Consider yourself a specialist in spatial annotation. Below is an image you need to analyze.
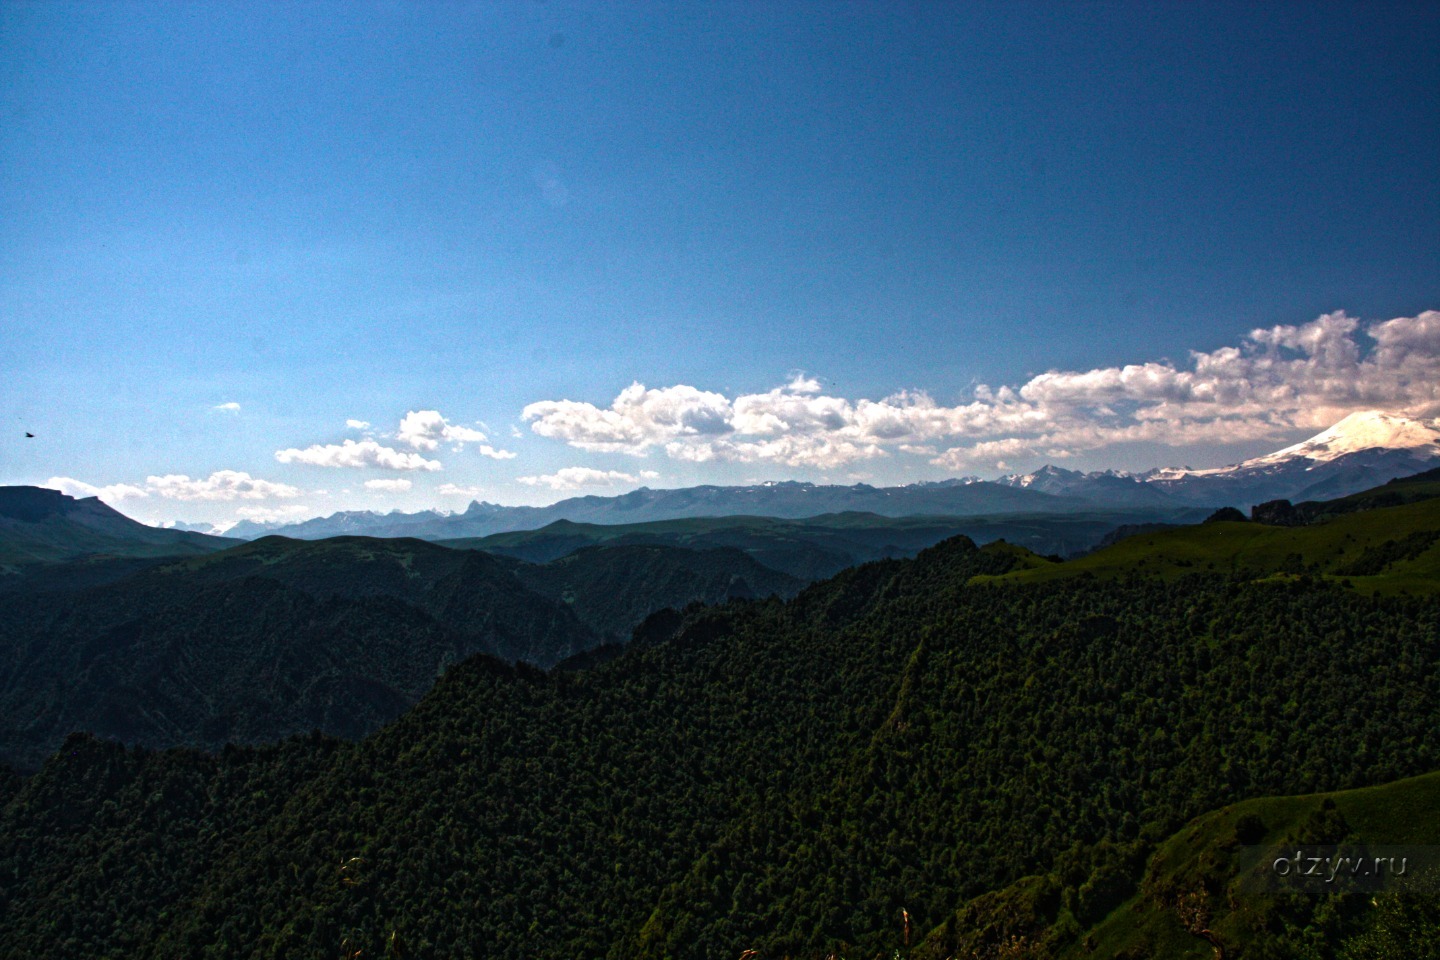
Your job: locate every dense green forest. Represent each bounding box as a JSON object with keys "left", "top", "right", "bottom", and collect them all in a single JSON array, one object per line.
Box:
[{"left": 2, "top": 522, "right": 1437, "bottom": 957}]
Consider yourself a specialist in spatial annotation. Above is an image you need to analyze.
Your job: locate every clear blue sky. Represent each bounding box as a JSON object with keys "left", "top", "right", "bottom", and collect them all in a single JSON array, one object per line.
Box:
[{"left": 3, "top": 1, "right": 1438, "bottom": 527}]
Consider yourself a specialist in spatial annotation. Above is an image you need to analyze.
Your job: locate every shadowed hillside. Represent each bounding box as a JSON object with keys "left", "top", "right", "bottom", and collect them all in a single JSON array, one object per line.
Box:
[
  {"left": 0, "top": 536, "right": 600, "bottom": 771},
  {"left": 0, "top": 535, "right": 813, "bottom": 771},
  {"left": 0, "top": 486, "right": 238, "bottom": 568}
]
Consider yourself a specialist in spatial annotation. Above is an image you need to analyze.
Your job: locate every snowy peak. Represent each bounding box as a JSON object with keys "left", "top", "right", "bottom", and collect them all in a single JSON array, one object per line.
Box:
[
  {"left": 1143, "top": 411, "right": 1440, "bottom": 481},
  {"left": 1134, "top": 410, "right": 1440, "bottom": 507},
  {"left": 1242, "top": 411, "right": 1440, "bottom": 467},
  {"left": 998, "top": 465, "right": 1084, "bottom": 489}
]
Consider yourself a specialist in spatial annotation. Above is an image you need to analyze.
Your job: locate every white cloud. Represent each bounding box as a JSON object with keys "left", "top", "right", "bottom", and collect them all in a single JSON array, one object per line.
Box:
[
  {"left": 346, "top": 419, "right": 371, "bottom": 430},
  {"left": 146, "top": 470, "right": 303, "bottom": 501},
  {"left": 786, "top": 373, "right": 823, "bottom": 394},
  {"left": 49, "top": 472, "right": 302, "bottom": 504},
  {"left": 213, "top": 402, "right": 241, "bottom": 412},
  {"left": 233, "top": 504, "right": 310, "bottom": 522},
  {"left": 46, "top": 477, "right": 149, "bottom": 502},
  {"left": 437, "top": 483, "right": 487, "bottom": 496},
  {"left": 523, "top": 383, "right": 732, "bottom": 455},
  {"left": 516, "top": 467, "right": 656, "bottom": 490},
  {"left": 364, "top": 478, "right": 413, "bottom": 492},
  {"left": 275, "top": 439, "right": 442, "bottom": 471},
  {"left": 929, "top": 438, "right": 1072, "bottom": 470},
  {"left": 522, "top": 309, "right": 1440, "bottom": 469},
  {"left": 396, "top": 410, "right": 514, "bottom": 458}
]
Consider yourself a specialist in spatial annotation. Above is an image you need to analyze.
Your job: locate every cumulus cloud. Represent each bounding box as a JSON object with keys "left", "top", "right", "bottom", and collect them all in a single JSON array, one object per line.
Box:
[
  {"left": 346, "top": 419, "right": 371, "bottom": 430},
  {"left": 46, "top": 477, "right": 149, "bottom": 502},
  {"left": 523, "top": 383, "right": 732, "bottom": 455},
  {"left": 146, "top": 470, "right": 303, "bottom": 501},
  {"left": 521, "top": 310, "right": 1440, "bottom": 469},
  {"left": 364, "top": 478, "right": 413, "bottom": 492},
  {"left": 213, "top": 402, "right": 241, "bottom": 412},
  {"left": 396, "top": 410, "right": 516, "bottom": 459},
  {"left": 517, "top": 467, "right": 659, "bottom": 490},
  {"left": 233, "top": 504, "right": 310, "bottom": 522},
  {"left": 437, "top": 483, "right": 487, "bottom": 496},
  {"left": 48, "top": 472, "right": 302, "bottom": 504},
  {"left": 275, "top": 439, "right": 442, "bottom": 471}
]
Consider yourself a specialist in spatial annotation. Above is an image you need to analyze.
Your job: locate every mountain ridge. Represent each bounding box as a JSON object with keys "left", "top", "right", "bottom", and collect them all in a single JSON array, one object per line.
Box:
[
  {"left": 213, "top": 411, "right": 1440, "bottom": 540},
  {"left": 0, "top": 486, "right": 241, "bottom": 566}
]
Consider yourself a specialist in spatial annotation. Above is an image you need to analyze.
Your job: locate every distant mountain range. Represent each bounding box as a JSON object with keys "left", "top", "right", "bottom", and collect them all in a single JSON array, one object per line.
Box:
[
  {"left": 208, "top": 410, "right": 1440, "bottom": 541},
  {"left": 999, "top": 409, "right": 1440, "bottom": 507},
  {"left": 221, "top": 478, "right": 1082, "bottom": 541},
  {"left": 442, "top": 510, "right": 1201, "bottom": 579}
]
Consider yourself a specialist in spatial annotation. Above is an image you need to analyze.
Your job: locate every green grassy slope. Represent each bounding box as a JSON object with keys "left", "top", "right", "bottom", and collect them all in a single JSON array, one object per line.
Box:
[
  {"left": 912, "top": 771, "right": 1440, "bottom": 959},
  {"left": 981, "top": 497, "right": 1440, "bottom": 596},
  {"left": 1293, "top": 465, "right": 1440, "bottom": 520}
]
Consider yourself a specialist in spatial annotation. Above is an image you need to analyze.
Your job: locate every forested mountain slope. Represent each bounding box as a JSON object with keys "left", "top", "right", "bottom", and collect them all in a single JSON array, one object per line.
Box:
[
  {"left": 505, "top": 543, "right": 804, "bottom": 638},
  {"left": 0, "top": 536, "right": 600, "bottom": 771},
  {"left": 0, "top": 535, "right": 809, "bottom": 771},
  {"left": 1, "top": 532, "right": 1436, "bottom": 959}
]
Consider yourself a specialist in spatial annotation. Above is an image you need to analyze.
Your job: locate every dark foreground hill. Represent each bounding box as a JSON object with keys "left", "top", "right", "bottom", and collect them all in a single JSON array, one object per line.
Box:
[
  {"left": 0, "top": 536, "right": 601, "bottom": 771},
  {"left": 0, "top": 535, "right": 809, "bottom": 771},
  {"left": 0, "top": 528, "right": 1436, "bottom": 958},
  {"left": 505, "top": 543, "right": 804, "bottom": 638},
  {"left": 0, "top": 486, "right": 239, "bottom": 568}
]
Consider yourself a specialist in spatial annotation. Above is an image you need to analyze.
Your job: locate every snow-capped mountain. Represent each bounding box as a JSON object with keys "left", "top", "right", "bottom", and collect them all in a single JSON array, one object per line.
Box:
[
  {"left": 1139, "top": 410, "right": 1440, "bottom": 506},
  {"left": 993, "top": 410, "right": 1440, "bottom": 509},
  {"left": 996, "top": 465, "right": 1179, "bottom": 507},
  {"left": 1230, "top": 410, "right": 1440, "bottom": 467}
]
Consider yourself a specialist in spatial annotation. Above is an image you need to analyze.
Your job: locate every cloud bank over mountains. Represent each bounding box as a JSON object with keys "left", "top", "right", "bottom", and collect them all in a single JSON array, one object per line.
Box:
[
  {"left": 38, "top": 311, "right": 1440, "bottom": 522},
  {"left": 523, "top": 311, "right": 1440, "bottom": 469},
  {"left": 47, "top": 471, "right": 302, "bottom": 503},
  {"left": 395, "top": 411, "right": 516, "bottom": 459},
  {"left": 518, "top": 467, "right": 662, "bottom": 491},
  {"left": 46, "top": 410, "right": 515, "bottom": 514},
  {"left": 275, "top": 439, "right": 443, "bottom": 472},
  {"left": 275, "top": 411, "right": 515, "bottom": 472}
]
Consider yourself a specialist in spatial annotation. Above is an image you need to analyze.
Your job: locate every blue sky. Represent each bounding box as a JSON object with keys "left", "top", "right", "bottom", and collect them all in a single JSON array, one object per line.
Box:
[{"left": 2, "top": 1, "right": 1438, "bottom": 527}]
